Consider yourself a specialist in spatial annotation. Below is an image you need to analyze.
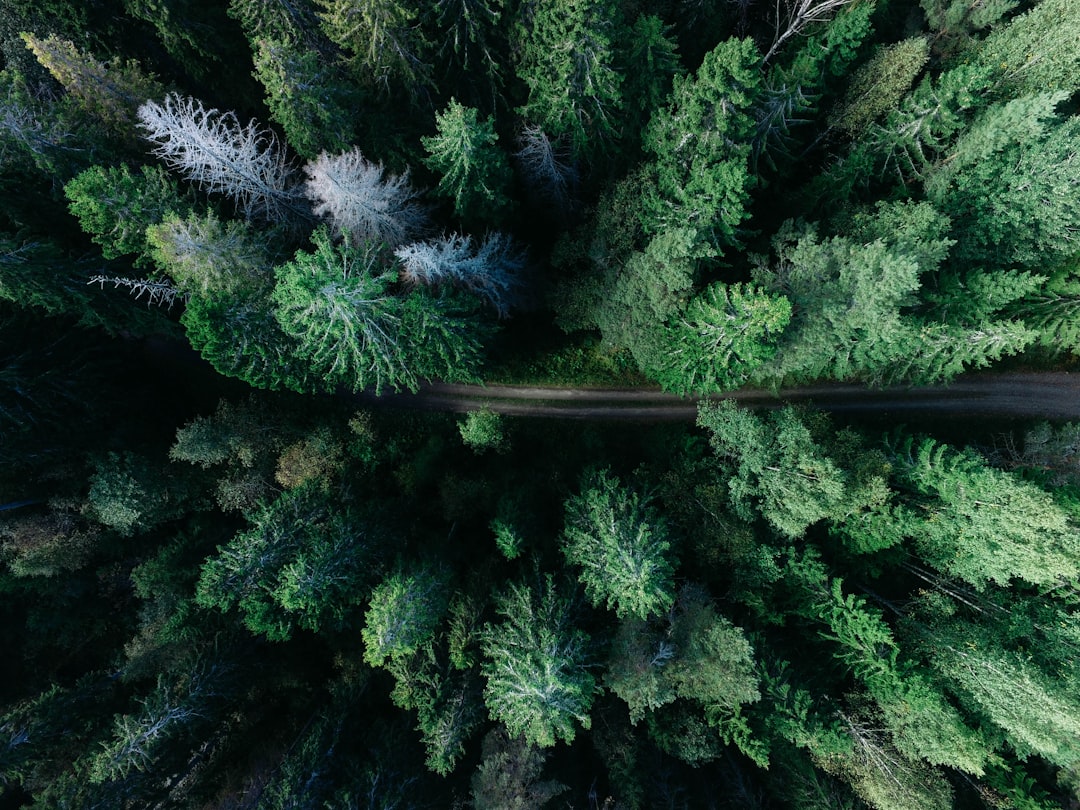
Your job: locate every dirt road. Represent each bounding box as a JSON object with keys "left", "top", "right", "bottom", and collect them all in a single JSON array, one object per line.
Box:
[{"left": 355, "top": 372, "right": 1080, "bottom": 421}]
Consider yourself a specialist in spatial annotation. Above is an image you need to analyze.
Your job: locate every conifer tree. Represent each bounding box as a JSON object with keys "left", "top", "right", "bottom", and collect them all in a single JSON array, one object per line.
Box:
[
  {"left": 316, "top": 0, "right": 432, "bottom": 98},
  {"left": 137, "top": 94, "right": 307, "bottom": 224},
  {"left": 561, "top": 469, "right": 676, "bottom": 621},
  {"left": 271, "top": 227, "right": 407, "bottom": 394},
  {"left": 304, "top": 147, "right": 428, "bottom": 247},
  {"left": 65, "top": 164, "right": 193, "bottom": 267},
  {"left": 421, "top": 99, "right": 511, "bottom": 224},
  {"left": 21, "top": 33, "right": 164, "bottom": 137},
  {"left": 514, "top": 0, "right": 624, "bottom": 158},
  {"left": 480, "top": 574, "right": 594, "bottom": 747},
  {"left": 641, "top": 36, "right": 760, "bottom": 254}
]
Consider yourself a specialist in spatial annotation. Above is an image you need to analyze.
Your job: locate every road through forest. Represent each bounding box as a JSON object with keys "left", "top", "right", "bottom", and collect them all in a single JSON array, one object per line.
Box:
[{"left": 354, "top": 372, "right": 1080, "bottom": 421}]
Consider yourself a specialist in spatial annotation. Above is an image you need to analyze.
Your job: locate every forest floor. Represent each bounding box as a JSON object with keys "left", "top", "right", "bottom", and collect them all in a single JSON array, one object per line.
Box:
[{"left": 355, "top": 373, "right": 1080, "bottom": 421}]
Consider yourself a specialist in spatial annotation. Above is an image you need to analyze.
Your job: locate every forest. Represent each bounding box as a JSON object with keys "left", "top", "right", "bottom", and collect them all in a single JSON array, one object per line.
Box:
[{"left": 2, "top": 0, "right": 1080, "bottom": 807}]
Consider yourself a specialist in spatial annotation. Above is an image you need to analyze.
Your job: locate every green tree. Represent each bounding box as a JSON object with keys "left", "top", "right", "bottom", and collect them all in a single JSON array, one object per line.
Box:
[
  {"left": 925, "top": 95, "right": 1080, "bottom": 269},
  {"left": 362, "top": 566, "right": 450, "bottom": 669},
  {"left": 21, "top": 33, "right": 164, "bottom": 139},
  {"left": 146, "top": 210, "right": 274, "bottom": 296},
  {"left": 316, "top": 0, "right": 432, "bottom": 98},
  {"left": 196, "top": 483, "right": 377, "bottom": 640},
  {"left": 480, "top": 574, "right": 594, "bottom": 747},
  {"left": 698, "top": 402, "right": 859, "bottom": 538},
  {"left": 828, "top": 37, "right": 929, "bottom": 138},
  {"left": 471, "top": 727, "right": 568, "bottom": 810},
  {"left": 421, "top": 99, "right": 511, "bottom": 224},
  {"left": 889, "top": 435, "right": 1080, "bottom": 588},
  {"left": 561, "top": 469, "right": 676, "bottom": 621},
  {"left": 514, "top": 0, "right": 624, "bottom": 158},
  {"left": 271, "top": 228, "right": 406, "bottom": 394},
  {"left": 641, "top": 36, "right": 760, "bottom": 254},
  {"left": 65, "top": 164, "right": 193, "bottom": 268},
  {"left": 250, "top": 35, "right": 360, "bottom": 160},
  {"left": 651, "top": 281, "right": 792, "bottom": 395},
  {"left": 458, "top": 408, "right": 507, "bottom": 454}
]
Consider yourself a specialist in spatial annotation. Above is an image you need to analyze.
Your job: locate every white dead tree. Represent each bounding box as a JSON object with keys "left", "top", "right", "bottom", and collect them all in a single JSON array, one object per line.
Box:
[
  {"left": 763, "top": 0, "right": 860, "bottom": 63},
  {"left": 303, "top": 147, "right": 429, "bottom": 248},
  {"left": 394, "top": 232, "right": 526, "bottom": 317},
  {"left": 513, "top": 123, "right": 577, "bottom": 208},
  {"left": 137, "top": 93, "right": 307, "bottom": 224}
]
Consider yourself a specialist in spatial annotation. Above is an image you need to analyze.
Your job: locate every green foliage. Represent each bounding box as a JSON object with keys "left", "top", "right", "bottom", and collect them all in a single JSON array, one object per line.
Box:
[
  {"left": 65, "top": 164, "right": 192, "bottom": 267},
  {"left": 651, "top": 281, "right": 792, "bottom": 395},
  {"left": 471, "top": 727, "right": 568, "bottom": 810},
  {"left": 21, "top": 33, "right": 164, "bottom": 137},
  {"left": 829, "top": 37, "right": 929, "bottom": 138},
  {"left": 422, "top": 99, "right": 511, "bottom": 224},
  {"left": 316, "top": 0, "right": 432, "bottom": 98},
  {"left": 561, "top": 468, "right": 676, "bottom": 620},
  {"left": 927, "top": 97, "right": 1080, "bottom": 269},
  {"left": 698, "top": 402, "right": 864, "bottom": 538},
  {"left": 0, "top": 235, "right": 170, "bottom": 336},
  {"left": 196, "top": 484, "right": 377, "bottom": 640},
  {"left": 147, "top": 210, "right": 274, "bottom": 297},
  {"left": 458, "top": 408, "right": 507, "bottom": 454},
  {"left": 890, "top": 435, "right": 1080, "bottom": 588},
  {"left": 480, "top": 574, "right": 594, "bottom": 747},
  {"left": 84, "top": 451, "right": 192, "bottom": 536},
  {"left": 514, "top": 0, "right": 623, "bottom": 157},
  {"left": 642, "top": 36, "right": 760, "bottom": 253},
  {"left": 251, "top": 35, "right": 360, "bottom": 160},
  {"left": 362, "top": 566, "right": 450, "bottom": 668},
  {"left": 271, "top": 228, "right": 406, "bottom": 394}
]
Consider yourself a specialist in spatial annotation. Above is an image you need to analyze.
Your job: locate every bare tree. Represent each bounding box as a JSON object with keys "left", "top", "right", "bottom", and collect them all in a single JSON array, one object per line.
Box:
[
  {"left": 513, "top": 124, "right": 577, "bottom": 209},
  {"left": 394, "top": 232, "right": 526, "bottom": 317},
  {"left": 763, "top": 0, "right": 860, "bottom": 63},
  {"left": 303, "top": 147, "right": 428, "bottom": 248},
  {"left": 137, "top": 93, "right": 307, "bottom": 224}
]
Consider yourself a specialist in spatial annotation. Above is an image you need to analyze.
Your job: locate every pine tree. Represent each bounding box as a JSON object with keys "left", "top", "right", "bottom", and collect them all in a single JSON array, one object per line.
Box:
[
  {"left": 303, "top": 147, "right": 428, "bottom": 247},
  {"left": 196, "top": 483, "right": 376, "bottom": 640},
  {"left": 561, "top": 469, "right": 676, "bottom": 621},
  {"left": 514, "top": 0, "right": 624, "bottom": 158},
  {"left": 251, "top": 35, "right": 360, "bottom": 160},
  {"left": 137, "top": 93, "right": 308, "bottom": 224},
  {"left": 21, "top": 33, "right": 164, "bottom": 137},
  {"left": 147, "top": 210, "right": 275, "bottom": 296},
  {"left": 362, "top": 566, "right": 450, "bottom": 668},
  {"left": 651, "top": 281, "right": 792, "bottom": 395},
  {"left": 642, "top": 36, "right": 760, "bottom": 254},
  {"left": 394, "top": 232, "right": 525, "bottom": 317},
  {"left": 271, "top": 227, "right": 407, "bottom": 394},
  {"left": 64, "top": 164, "right": 193, "bottom": 268},
  {"left": 316, "top": 0, "right": 432, "bottom": 98},
  {"left": 480, "top": 574, "right": 594, "bottom": 747},
  {"left": 889, "top": 435, "right": 1080, "bottom": 588},
  {"left": 421, "top": 99, "right": 511, "bottom": 224}
]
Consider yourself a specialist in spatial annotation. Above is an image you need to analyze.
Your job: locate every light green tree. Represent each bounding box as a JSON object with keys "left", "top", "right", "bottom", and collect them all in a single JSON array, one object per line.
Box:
[
  {"left": 271, "top": 228, "right": 407, "bottom": 394},
  {"left": 480, "top": 574, "right": 594, "bottom": 747},
  {"left": 651, "top": 281, "right": 792, "bottom": 395},
  {"left": 641, "top": 36, "right": 760, "bottom": 254},
  {"left": 65, "top": 164, "right": 193, "bottom": 268},
  {"left": 561, "top": 469, "right": 676, "bottom": 621},
  {"left": 889, "top": 435, "right": 1080, "bottom": 588},
  {"left": 421, "top": 99, "right": 511, "bottom": 224}
]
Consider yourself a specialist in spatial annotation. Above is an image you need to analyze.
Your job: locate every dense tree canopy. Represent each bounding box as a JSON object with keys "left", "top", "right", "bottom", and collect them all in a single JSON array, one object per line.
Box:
[{"left": 3, "top": 0, "right": 1080, "bottom": 806}]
